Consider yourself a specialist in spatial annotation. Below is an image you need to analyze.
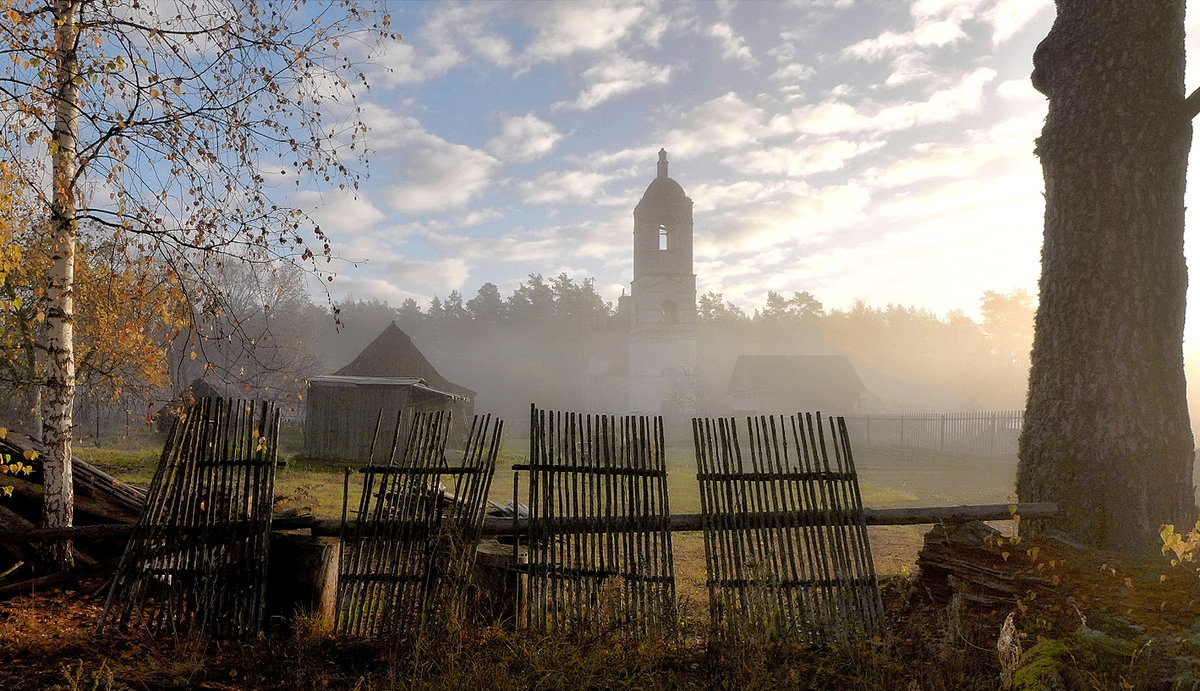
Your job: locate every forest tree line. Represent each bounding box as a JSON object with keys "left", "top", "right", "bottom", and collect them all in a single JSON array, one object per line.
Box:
[{"left": 0, "top": 260, "right": 1038, "bottom": 440}]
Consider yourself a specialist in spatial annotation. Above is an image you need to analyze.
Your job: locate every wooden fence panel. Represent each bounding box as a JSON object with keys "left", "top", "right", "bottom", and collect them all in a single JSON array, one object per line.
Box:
[
  {"left": 694, "top": 413, "right": 883, "bottom": 642},
  {"left": 98, "top": 398, "right": 280, "bottom": 639},
  {"left": 335, "top": 411, "right": 500, "bottom": 639},
  {"left": 516, "top": 406, "right": 676, "bottom": 636}
]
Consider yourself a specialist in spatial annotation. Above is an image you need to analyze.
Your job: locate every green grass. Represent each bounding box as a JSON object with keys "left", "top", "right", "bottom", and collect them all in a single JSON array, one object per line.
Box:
[
  {"left": 74, "top": 447, "right": 162, "bottom": 485},
  {"left": 79, "top": 439, "right": 997, "bottom": 521},
  {"left": 79, "top": 437, "right": 1008, "bottom": 580},
  {"left": 486, "top": 439, "right": 920, "bottom": 514}
]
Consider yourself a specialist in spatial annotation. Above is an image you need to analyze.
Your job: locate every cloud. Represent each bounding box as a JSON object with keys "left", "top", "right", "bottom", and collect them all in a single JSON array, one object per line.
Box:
[
  {"left": 518, "top": 171, "right": 614, "bottom": 204},
  {"left": 695, "top": 182, "right": 872, "bottom": 256},
  {"left": 689, "top": 180, "right": 774, "bottom": 213},
  {"left": 520, "top": 1, "right": 653, "bottom": 65},
  {"left": 996, "top": 77, "right": 1041, "bottom": 101},
  {"left": 353, "top": 103, "right": 500, "bottom": 213},
  {"left": 771, "top": 63, "right": 816, "bottom": 82},
  {"left": 486, "top": 114, "right": 563, "bottom": 162},
  {"left": 372, "top": 41, "right": 463, "bottom": 86},
  {"left": 556, "top": 56, "right": 672, "bottom": 110},
  {"left": 787, "top": 67, "right": 997, "bottom": 135},
  {"left": 660, "top": 92, "right": 786, "bottom": 157},
  {"left": 865, "top": 113, "right": 1042, "bottom": 188},
  {"left": 384, "top": 143, "right": 498, "bottom": 213},
  {"left": 730, "top": 139, "right": 886, "bottom": 177},
  {"left": 875, "top": 172, "right": 1040, "bottom": 220},
  {"left": 332, "top": 256, "right": 474, "bottom": 304},
  {"left": 842, "top": 0, "right": 986, "bottom": 86},
  {"left": 710, "top": 22, "right": 755, "bottom": 64},
  {"left": 292, "top": 189, "right": 385, "bottom": 235},
  {"left": 984, "top": 0, "right": 1052, "bottom": 45},
  {"left": 843, "top": 19, "right": 968, "bottom": 61}
]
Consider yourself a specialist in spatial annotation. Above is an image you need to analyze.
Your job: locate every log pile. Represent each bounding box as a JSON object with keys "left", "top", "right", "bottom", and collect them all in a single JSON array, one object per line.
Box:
[
  {"left": 915, "top": 520, "right": 1052, "bottom": 608},
  {"left": 0, "top": 430, "right": 146, "bottom": 523},
  {"left": 0, "top": 429, "right": 148, "bottom": 582}
]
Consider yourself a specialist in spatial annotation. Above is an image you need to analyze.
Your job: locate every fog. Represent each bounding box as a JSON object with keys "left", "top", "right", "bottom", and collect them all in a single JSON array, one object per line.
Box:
[{"left": 306, "top": 286, "right": 1035, "bottom": 437}]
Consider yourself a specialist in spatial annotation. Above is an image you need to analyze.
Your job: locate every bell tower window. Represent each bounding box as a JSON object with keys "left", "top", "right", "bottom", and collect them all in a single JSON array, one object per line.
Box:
[
  {"left": 662, "top": 300, "right": 678, "bottom": 323},
  {"left": 658, "top": 224, "right": 669, "bottom": 251}
]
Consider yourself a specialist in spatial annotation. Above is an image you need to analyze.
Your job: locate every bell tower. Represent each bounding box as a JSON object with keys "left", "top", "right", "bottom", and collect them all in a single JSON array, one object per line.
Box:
[{"left": 628, "top": 149, "right": 698, "bottom": 416}]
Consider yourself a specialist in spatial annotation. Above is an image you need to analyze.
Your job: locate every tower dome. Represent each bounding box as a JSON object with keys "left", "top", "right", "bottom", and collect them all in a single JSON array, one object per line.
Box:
[{"left": 637, "top": 149, "right": 688, "bottom": 205}]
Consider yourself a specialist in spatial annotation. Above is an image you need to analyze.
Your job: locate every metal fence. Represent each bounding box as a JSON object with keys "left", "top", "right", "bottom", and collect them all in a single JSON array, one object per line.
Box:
[{"left": 841, "top": 410, "right": 1024, "bottom": 459}]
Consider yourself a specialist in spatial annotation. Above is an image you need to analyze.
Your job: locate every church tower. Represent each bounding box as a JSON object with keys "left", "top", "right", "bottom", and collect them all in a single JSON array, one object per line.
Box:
[{"left": 628, "top": 149, "right": 698, "bottom": 415}]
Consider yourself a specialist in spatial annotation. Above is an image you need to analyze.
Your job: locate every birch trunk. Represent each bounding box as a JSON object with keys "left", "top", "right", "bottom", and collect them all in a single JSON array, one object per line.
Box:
[
  {"left": 40, "top": 0, "right": 83, "bottom": 568},
  {"left": 1018, "top": 0, "right": 1195, "bottom": 552}
]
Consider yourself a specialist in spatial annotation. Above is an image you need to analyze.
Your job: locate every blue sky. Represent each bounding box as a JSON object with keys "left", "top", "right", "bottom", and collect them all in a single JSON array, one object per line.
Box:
[{"left": 292, "top": 0, "right": 1200, "bottom": 333}]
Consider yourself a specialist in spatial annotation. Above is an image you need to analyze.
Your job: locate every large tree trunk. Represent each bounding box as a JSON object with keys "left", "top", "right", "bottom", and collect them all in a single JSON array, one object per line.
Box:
[
  {"left": 1018, "top": 1, "right": 1195, "bottom": 553},
  {"left": 40, "top": 0, "right": 83, "bottom": 568}
]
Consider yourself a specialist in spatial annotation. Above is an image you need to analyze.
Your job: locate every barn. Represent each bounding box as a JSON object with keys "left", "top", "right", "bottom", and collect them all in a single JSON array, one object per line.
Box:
[
  {"left": 302, "top": 322, "right": 474, "bottom": 460},
  {"left": 726, "top": 354, "right": 864, "bottom": 416}
]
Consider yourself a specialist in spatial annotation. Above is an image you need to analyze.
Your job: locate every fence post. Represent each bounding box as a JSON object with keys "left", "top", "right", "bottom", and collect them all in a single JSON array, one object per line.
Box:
[
  {"left": 939, "top": 414, "right": 945, "bottom": 452},
  {"left": 989, "top": 412, "right": 997, "bottom": 456}
]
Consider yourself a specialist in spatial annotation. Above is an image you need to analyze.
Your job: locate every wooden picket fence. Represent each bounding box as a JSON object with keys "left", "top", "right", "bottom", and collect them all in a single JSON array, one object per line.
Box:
[
  {"left": 693, "top": 413, "right": 882, "bottom": 642},
  {"left": 335, "top": 410, "right": 501, "bottom": 638},
  {"left": 515, "top": 406, "right": 677, "bottom": 636},
  {"left": 98, "top": 398, "right": 280, "bottom": 639}
]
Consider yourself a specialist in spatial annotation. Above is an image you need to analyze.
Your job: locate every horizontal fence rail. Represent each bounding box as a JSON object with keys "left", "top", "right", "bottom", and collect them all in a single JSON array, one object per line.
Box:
[
  {"left": 842, "top": 410, "right": 1024, "bottom": 459},
  {"left": 1, "top": 503, "right": 1058, "bottom": 546}
]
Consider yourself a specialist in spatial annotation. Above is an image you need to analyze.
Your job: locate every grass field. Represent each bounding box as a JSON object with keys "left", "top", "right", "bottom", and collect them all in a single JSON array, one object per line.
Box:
[{"left": 76, "top": 431, "right": 1018, "bottom": 580}]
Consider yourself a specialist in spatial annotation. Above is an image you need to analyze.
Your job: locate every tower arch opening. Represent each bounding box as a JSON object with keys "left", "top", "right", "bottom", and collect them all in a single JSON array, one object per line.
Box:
[{"left": 662, "top": 300, "right": 678, "bottom": 323}]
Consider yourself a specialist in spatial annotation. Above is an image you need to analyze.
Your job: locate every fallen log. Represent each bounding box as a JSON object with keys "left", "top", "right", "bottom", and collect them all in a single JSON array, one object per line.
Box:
[
  {"left": 0, "top": 514, "right": 318, "bottom": 545},
  {"left": 306, "top": 502, "right": 1057, "bottom": 538},
  {"left": 0, "top": 504, "right": 1056, "bottom": 544}
]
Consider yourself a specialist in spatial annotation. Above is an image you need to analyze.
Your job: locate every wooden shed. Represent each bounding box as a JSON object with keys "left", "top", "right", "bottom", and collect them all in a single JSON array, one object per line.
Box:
[
  {"left": 727, "top": 354, "right": 864, "bottom": 416},
  {"left": 303, "top": 322, "right": 475, "bottom": 460}
]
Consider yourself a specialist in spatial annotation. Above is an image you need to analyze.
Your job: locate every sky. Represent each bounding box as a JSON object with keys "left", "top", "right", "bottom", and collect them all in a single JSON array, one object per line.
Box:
[{"left": 293, "top": 0, "right": 1200, "bottom": 336}]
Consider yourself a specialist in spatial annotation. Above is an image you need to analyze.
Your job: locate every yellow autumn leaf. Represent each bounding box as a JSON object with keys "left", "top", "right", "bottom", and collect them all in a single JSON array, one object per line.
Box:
[{"left": 22, "top": 449, "right": 37, "bottom": 461}]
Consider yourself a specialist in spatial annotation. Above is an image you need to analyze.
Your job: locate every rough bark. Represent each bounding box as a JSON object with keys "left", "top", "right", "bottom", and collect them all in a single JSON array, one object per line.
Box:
[
  {"left": 1018, "top": 0, "right": 1195, "bottom": 552},
  {"left": 40, "top": 0, "right": 83, "bottom": 568}
]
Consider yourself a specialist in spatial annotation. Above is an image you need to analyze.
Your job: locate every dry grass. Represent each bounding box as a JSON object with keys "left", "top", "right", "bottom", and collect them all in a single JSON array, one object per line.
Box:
[{"left": 4, "top": 529, "right": 1200, "bottom": 689}]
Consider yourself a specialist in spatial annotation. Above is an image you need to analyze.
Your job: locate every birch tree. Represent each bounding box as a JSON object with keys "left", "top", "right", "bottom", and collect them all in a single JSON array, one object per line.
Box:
[
  {"left": 1018, "top": 1, "right": 1195, "bottom": 551},
  {"left": 0, "top": 0, "right": 393, "bottom": 565}
]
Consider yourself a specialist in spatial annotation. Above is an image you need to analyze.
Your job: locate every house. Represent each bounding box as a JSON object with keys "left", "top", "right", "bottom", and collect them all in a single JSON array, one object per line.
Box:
[
  {"left": 303, "top": 322, "right": 474, "bottom": 460},
  {"left": 727, "top": 354, "right": 864, "bottom": 416}
]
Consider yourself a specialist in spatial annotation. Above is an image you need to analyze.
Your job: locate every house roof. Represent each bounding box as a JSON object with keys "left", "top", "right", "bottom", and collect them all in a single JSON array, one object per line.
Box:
[
  {"left": 308, "top": 375, "right": 466, "bottom": 401},
  {"left": 332, "top": 321, "right": 475, "bottom": 398},
  {"left": 727, "top": 354, "right": 864, "bottom": 395}
]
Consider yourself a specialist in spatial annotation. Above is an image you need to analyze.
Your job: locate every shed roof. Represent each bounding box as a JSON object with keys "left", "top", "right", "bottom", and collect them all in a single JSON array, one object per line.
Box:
[
  {"left": 308, "top": 375, "right": 466, "bottom": 400},
  {"left": 727, "top": 354, "right": 864, "bottom": 395},
  {"left": 333, "top": 321, "right": 474, "bottom": 398}
]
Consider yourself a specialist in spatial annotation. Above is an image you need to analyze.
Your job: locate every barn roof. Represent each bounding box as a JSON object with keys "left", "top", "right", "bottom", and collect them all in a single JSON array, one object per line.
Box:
[
  {"left": 332, "top": 321, "right": 474, "bottom": 398},
  {"left": 307, "top": 375, "right": 467, "bottom": 400},
  {"left": 727, "top": 354, "right": 864, "bottom": 395}
]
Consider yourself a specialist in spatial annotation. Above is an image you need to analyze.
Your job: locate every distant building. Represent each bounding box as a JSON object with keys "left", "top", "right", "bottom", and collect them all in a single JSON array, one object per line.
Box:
[
  {"left": 303, "top": 321, "right": 474, "bottom": 460},
  {"left": 727, "top": 354, "right": 864, "bottom": 416},
  {"left": 624, "top": 149, "right": 698, "bottom": 417}
]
